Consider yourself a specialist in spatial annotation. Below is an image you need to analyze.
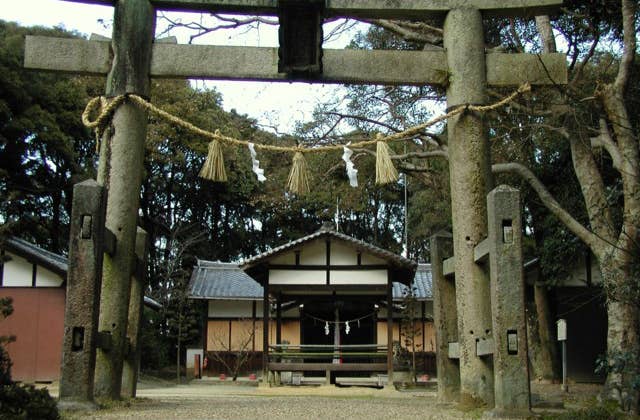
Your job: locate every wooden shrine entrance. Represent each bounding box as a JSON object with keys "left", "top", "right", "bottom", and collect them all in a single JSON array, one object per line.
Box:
[
  {"left": 301, "top": 300, "right": 377, "bottom": 350},
  {"left": 274, "top": 298, "right": 382, "bottom": 384},
  {"left": 242, "top": 223, "right": 416, "bottom": 385}
]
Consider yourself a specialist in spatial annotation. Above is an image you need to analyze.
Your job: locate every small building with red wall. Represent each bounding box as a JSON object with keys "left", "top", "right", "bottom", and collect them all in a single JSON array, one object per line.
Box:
[
  {"left": 0, "top": 237, "right": 67, "bottom": 382},
  {"left": 0, "top": 237, "right": 161, "bottom": 383}
]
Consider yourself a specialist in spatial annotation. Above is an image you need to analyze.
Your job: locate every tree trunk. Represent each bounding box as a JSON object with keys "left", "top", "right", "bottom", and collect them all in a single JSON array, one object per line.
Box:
[
  {"left": 600, "top": 252, "right": 640, "bottom": 414},
  {"left": 533, "top": 285, "right": 559, "bottom": 381},
  {"left": 51, "top": 188, "right": 62, "bottom": 254},
  {"left": 177, "top": 313, "right": 182, "bottom": 384}
]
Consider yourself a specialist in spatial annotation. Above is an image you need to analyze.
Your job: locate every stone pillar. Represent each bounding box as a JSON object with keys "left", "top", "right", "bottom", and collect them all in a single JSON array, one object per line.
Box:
[
  {"left": 444, "top": 8, "right": 495, "bottom": 407},
  {"left": 487, "top": 185, "right": 530, "bottom": 416},
  {"left": 121, "top": 228, "right": 148, "bottom": 398},
  {"left": 94, "top": 0, "right": 156, "bottom": 400},
  {"left": 430, "top": 232, "right": 460, "bottom": 403},
  {"left": 59, "top": 180, "right": 106, "bottom": 408}
]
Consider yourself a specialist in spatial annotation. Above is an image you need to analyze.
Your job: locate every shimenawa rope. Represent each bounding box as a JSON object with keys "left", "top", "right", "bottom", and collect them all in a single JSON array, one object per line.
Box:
[{"left": 81, "top": 83, "right": 531, "bottom": 193}]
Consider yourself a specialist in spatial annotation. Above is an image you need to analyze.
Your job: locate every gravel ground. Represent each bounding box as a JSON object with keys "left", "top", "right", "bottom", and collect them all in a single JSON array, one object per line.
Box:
[
  {"left": 52, "top": 380, "right": 602, "bottom": 420},
  {"left": 58, "top": 383, "right": 469, "bottom": 420}
]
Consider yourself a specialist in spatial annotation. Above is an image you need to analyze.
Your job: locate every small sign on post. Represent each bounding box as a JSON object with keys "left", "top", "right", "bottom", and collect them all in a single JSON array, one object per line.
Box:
[
  {"left": 557, "top": 319, "right": 567, "bottom": 341},
  {"left": 557, "top": 319, "right": 568, "bottom": 392}
]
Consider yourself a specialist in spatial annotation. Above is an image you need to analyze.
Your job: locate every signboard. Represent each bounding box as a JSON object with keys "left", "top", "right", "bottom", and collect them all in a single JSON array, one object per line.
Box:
[{"left": 557, "top": 318, "right": 567, "bottom": 341}]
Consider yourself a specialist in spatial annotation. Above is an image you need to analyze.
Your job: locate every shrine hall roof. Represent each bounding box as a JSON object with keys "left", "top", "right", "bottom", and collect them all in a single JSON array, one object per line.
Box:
[
  {"left": 188, "top": 261, "right": 432, "bottom": 301},
  {"left": 241, "top": 225, "right": 417, "bottom": 272}
]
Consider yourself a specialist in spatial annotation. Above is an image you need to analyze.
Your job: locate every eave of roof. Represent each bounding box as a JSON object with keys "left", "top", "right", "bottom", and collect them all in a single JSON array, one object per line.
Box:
[
  {"left": 189, "top": 261, "right": 432, "bottom": 301},
  {"left": 241, "top": 227, "right": 417, "bottom": 274},
  {"left": 3, "top": 237, "right": 68, "bottom": 276},
  {"left": 2, "top": 237, "right": 162, "bottom": 311}
]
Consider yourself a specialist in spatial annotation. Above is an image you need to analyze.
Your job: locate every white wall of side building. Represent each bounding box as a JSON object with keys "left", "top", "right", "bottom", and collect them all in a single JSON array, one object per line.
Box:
[
  {"left": 35, "top": 266, "right": 64, "bottom": 287},
  {"left": 208, "top": 300, "right": 254, "bottom": 318},
  {"left": 2, "top": 252, "right": 33, "bottom": 287}
]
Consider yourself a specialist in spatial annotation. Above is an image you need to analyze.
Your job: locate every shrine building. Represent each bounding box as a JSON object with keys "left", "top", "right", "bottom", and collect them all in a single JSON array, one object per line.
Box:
[{"left": 188, "top": 223, "right": 435, "bottom": 385}]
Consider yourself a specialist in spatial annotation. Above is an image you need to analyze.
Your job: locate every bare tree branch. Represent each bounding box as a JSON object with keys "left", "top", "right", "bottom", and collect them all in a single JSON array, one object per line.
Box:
[
  {"left": 361, "top": 18, "right": 443, "bottom": 46},
  {"left": 591, "top": 118, "right": 623, "bottom": 171},
  {"left": 158, "top": 13, "right": 278, "bottom": 44}
]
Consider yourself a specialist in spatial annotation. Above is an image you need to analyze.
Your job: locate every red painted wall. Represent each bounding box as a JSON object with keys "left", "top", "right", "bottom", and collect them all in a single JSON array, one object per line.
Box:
[{"left": 0, "top": 288, "right": 65, "bottom": 382}]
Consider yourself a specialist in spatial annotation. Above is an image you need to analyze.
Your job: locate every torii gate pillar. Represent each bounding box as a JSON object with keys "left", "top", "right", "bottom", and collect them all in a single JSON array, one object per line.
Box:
[
  {"left": 93, "top": 0, "right": 155, "bottom": 400},
  {"left": 444, "top": 9, "right": 495, "bottom": 407}
]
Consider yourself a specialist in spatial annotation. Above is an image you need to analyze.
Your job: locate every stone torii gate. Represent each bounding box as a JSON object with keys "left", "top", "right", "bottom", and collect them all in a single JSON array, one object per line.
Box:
[{"left": 24, "top": 0, "right": 567, "bottom": 413}]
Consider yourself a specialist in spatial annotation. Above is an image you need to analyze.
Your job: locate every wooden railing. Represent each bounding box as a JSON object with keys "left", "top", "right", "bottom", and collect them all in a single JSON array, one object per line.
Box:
[
  {"left": 269, "top": 344, "right": 387, "bottom": 361},
  {"left": 268, "top": 344, "right": 388, "bottom": 372}
]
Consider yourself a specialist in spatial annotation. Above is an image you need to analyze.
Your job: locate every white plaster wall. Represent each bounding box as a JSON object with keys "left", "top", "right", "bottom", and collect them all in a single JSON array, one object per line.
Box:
[
  {"left": 269, "top": 269, "right": 325, "bottom": 285},
  {"left": 330, "top": 241, "right": 357, "bottom": 265},
  {"left": 208, "top": 300, "right": 254, "bottom": 318},
  {"left": 2, "top": 253, "right": 32, "bottom": 287},
  {"left": 330, "top": 270, "right": 387, "bottom": 285},
  {"left": 186, "top": 348, "right": 203, "bottom": 368},
  {"left": 299, "top": 240, "right": 325, "bottom": 265},
  {"left": 271, "top": 251, "right": 295, "bottom": 265},
  {"left": 35, "top": 266, "right": 63, "bottom": 287},
  {"left": 361, "top": 252, "right": 385, "bottom": 265}
]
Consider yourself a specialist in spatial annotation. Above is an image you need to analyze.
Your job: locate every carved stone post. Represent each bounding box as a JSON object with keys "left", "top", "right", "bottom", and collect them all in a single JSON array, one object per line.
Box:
[
  {"left": 121, "top": 228, "right": 148, "bottom": 398},
  {"left": 59, "top": 180, "right": 106, "bottom": 408},
  {"left": 430, "top": 232, "right": 460, "bottom": 402},
  {"left": 487, "top": 185, "right": 530, "bottom": 416}
]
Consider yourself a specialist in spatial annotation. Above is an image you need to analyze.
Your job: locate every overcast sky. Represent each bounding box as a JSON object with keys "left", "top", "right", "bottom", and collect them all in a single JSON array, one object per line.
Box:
[{"left": 2, "top": 0, "right": 361, "bottom": 134}]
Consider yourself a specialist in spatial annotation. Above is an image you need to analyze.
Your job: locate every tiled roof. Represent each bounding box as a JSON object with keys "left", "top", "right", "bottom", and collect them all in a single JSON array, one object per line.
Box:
[
  {"left": 189, "top": 261, "right": 263, "bottom": 300},
  {"left": 2, "top": 237, "right": 162, "bottom": 311},
  {"left": 241, "top": 225, "right": 417, "bottom": 272},
  {"left": 392, "top": 264, "right": 432, "bottom": 301},
  {"left": 3, "top": 237, "right": 68, "bottom": 276},
  {"left": 188, "top": 261, "right": 432, "bottom": 301}
]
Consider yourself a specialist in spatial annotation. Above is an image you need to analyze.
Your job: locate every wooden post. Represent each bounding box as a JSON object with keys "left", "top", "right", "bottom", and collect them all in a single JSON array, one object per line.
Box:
[
  {"left": 430, "top": 232, "right": 460, "bottom": 403},
  {"left": 94, "top": 0, "right": 156, "bottom": 400},
  {"left": 444, "top": 8, "right": 495, "bottom": 407},
  {"left": 386, "top": 276, "right": 394, "bottom": 387},
  {"left": 121, "top": 228, "right": 148, "bottom": 398},
  {"left": 276, "top": 293, "right": 282, "bottom": 345},
  {"left": 59, "top": 180, "right": 106, "bottom": 408},
  {"left": 262, "top": 279, "right": 269, "bottom": 385}
]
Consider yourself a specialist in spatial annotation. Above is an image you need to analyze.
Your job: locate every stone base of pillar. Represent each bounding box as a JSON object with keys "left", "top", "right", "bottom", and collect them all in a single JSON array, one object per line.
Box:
[
  {"left": 258, "top": 380, "right": 271, "bottom": 388},
  {"left": 484, "top": 408, "right": 532, "bottom": 419},
  {"left": 58, "top": 400, "right": 99, "bottom": 412}
]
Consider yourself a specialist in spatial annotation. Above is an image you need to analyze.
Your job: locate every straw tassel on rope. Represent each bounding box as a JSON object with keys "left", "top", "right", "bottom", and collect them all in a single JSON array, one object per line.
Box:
[
  {"left": 375, "top": 136, "right": 398, "bottom": 184},
  {"left": 287, "top": 151, "right": 311, "bottom": 195},
  {"left": 199, "top": 130, "right": 227, "bottom": 182}
]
